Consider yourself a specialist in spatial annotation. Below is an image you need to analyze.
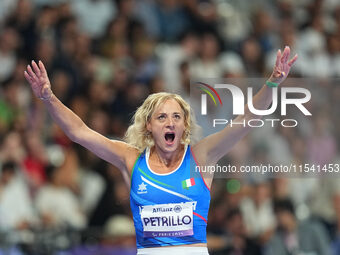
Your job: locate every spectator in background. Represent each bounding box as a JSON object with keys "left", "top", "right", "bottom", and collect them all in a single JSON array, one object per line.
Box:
[
  {"left": 298, "top": 11, "right": 330, "bottom": 78},
  {"left": 0, "top": 79, "right": 18, "bottom": 135},
  {"left": 154, "top": 0, "right": 189, "bottom": 42},
  {"left": 183, "top": 0, "right": 219, "bottom": 37},
  {"left": 0, "top": 27, "right": 19, "bottom": 82},
  {"left": 71, "top": 0, "right": 117, "bottom": 38},
  {"left": 157, "top": 31, "right": 199, "bottom": 95},
  {"left": 226, "top": 208, "right": 262, "bottom": 255},
  {"left": 307, "top": 112, "right": 337, "bottom": 167},
  {"left": 0, "top": 132, "right": 26, "bottom": 165},
  {"left": 0, "top": 161, "right": 36, "bottom": 231},
  {"left": 35, "top": 164, "right": 86, "bottom": 230},
  {"left": 103, "top": 214, "right": 136, "bottom": 247},
  {"left": 272, "top": 177, "right": 316, "bottom": 219},
  {"left": 325, "top": 32, "right": 340, "bottom": 77},
  {"left": 0, "top": 0, "right": 19, "bottom": 25},
  {"left": 22, "top": 131, "right": 49, "bottom": 189},
  {"left": 4, "top": 0, "right": 35, "bottom": 61},
  {"left": 252, "top": 10, "right": 275, "bottom": 53},
  {"left": 209, "top": 208, "right": 263, "bottom": 255},
  {"left": 240, "top": 180, "right": 276, "bottom": 244},
  {"left": 264, "top": 15, "right": 303, "bottom": 76},
  {"left": 240, "top": 37, "right": 264, "bottom": 76},
  {"left": 307, "top": 111, "right": 339, "bottom": 232},
  {"left": 266, "top": 199, "right": 330, "bottom": 255},
  {"left": 190, "top": 33, "right": 223, "bottom": 78}
]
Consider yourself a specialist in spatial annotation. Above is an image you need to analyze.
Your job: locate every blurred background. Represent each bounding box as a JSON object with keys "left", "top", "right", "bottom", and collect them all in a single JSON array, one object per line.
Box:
[{"left": 0, "top": 0, "right": 339, "bottom": 254}]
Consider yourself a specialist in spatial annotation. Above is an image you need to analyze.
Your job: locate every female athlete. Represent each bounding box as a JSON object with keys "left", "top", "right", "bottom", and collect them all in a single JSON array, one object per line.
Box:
[{"left": 24, "top": 46, "right": 297, "bottom": 255}]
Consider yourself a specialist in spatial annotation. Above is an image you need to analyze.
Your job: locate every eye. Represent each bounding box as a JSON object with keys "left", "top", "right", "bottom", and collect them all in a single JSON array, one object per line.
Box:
[
  {"left": 158, "top": 114, "right": 166, "bottom": 120},
  {"left": 174, "top": 114, "right": 181, "bottom": 119}
]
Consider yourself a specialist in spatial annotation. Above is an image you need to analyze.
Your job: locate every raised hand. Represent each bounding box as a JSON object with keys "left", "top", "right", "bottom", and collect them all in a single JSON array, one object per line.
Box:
[
  {"left": 268, "top": 46, "right": 298, "bottom": 85},
  {"left": 24, "top": 60, "right": 53, "bottom": 101}
]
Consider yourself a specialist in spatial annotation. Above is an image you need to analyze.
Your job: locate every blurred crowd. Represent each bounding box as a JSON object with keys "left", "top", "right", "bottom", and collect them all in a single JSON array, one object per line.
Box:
[{"left": 0, "top": 0, "right": 339, "bottom": 254}]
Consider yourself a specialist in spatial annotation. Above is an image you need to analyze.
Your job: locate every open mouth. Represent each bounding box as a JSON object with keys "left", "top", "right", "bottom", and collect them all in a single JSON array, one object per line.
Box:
[{"left": 164, "top": 132, "right": 175, "bottom": 144}]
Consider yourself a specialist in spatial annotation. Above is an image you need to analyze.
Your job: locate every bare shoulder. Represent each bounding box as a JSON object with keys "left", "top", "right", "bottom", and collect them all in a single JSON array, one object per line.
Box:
[
  {"left": 191, "top": 139, "right": 210, "bottom": 166},
  {"left": 191, "top": 141, "right": 214, "bottom": 189},
  {"left": 111, "top": 140, "right": 140, "bottom": 175}
]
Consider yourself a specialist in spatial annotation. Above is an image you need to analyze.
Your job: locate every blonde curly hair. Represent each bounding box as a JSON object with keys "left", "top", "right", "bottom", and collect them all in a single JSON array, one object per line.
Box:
[{"left": 124, "top": 92, "right": 201, "bottom": 152}]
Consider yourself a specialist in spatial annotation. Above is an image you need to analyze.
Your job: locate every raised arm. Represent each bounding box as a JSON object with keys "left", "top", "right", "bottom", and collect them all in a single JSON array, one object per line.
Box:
[
  {"left": 193, "top": 46, "right": 298, "bottom": 186},
  {"left": 24, "top": 61, "right": 138, "bottom": 175}
]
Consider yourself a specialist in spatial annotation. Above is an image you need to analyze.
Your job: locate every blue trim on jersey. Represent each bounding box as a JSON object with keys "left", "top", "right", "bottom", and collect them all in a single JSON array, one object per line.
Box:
[{"left": 130, "top": 145, "right": 211, "bottom": 248}]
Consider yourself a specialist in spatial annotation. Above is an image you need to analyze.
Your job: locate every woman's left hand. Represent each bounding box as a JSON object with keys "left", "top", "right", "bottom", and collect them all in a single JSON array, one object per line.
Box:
[{"left": 268, "top": 46, "right": 298, "bottom": 85}]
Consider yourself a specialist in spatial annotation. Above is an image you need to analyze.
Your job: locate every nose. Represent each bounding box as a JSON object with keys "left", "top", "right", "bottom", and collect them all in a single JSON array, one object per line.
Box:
[{"left": 166, "top": 117, "right": 175, "bottom": 129}]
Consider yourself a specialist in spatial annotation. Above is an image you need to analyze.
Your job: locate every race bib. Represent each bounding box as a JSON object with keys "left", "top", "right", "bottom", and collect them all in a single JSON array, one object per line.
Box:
[{"left": 140, "top": 202, "right": 196, "bottom": 238}]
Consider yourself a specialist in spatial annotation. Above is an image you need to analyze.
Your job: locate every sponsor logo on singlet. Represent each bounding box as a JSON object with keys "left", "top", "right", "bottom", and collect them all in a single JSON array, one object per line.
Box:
[{"left": 137, "top": 182, "right": 148, "bottom": 194}]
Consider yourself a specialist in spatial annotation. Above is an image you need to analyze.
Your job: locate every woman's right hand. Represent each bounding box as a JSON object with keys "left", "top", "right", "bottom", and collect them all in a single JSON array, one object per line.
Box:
[{"left": 24, "top": 60, "right": 53, "bottom": 101}]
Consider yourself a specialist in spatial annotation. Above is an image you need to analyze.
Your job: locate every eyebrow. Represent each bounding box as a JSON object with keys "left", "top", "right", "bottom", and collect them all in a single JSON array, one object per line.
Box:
[{"left": 157, "top": 112, "right": 182, "bottom": 115}]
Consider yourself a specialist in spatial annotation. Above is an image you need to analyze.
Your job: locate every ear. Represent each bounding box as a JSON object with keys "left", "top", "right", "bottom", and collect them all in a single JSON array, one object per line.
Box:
[{"left": 146, "top": 121, "right": 152, "bottom": 132}]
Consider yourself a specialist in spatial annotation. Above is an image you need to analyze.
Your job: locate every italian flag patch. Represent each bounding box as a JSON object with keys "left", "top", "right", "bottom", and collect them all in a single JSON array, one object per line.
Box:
[{"left": 182, "top": 178, "right": 195, "bottom": 189}]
